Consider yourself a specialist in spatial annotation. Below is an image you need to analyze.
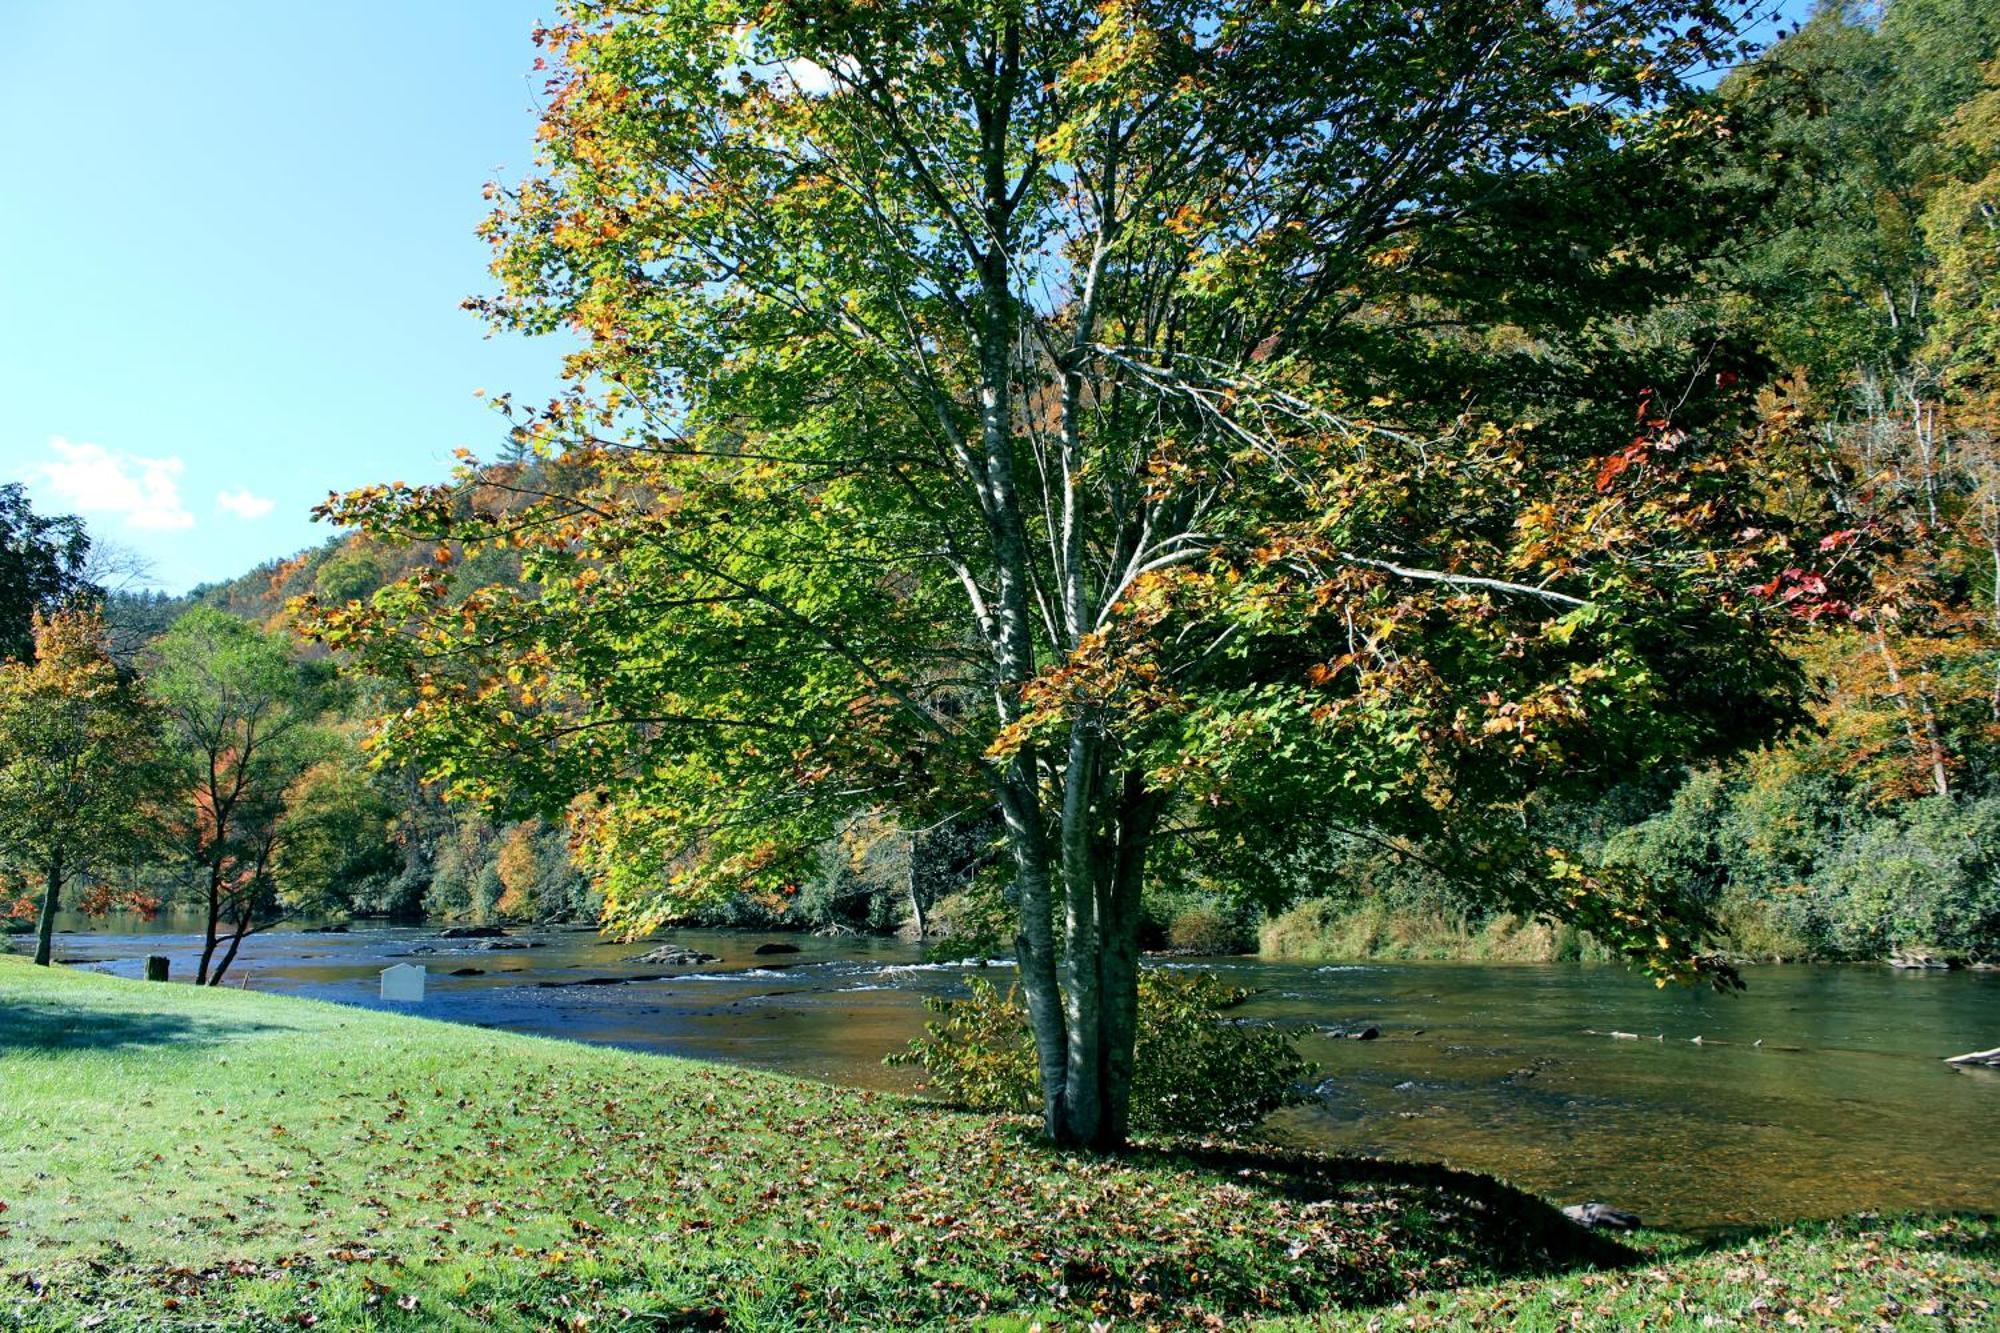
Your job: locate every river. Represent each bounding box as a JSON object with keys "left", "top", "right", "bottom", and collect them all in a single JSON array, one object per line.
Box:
[{"left": 14, "top": 914, "right": 1997, "bottom": 1233}]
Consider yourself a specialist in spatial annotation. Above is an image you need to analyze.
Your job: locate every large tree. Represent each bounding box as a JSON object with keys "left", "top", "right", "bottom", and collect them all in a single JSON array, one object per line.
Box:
[
  {"left": 314, "top": 0, "right": 1834, "bottom": 1146},
  {"left": 0, "top": 608, "right": 160, "bottom": 965}
]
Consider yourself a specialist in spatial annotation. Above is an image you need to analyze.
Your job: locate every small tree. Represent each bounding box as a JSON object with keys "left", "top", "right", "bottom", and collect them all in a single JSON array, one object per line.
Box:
[
  {"left": 0, "top": 608, "right": 160, "bottom": 965},
  {"left": 150, "top": 607, "right": 331, "bottom": 985}
]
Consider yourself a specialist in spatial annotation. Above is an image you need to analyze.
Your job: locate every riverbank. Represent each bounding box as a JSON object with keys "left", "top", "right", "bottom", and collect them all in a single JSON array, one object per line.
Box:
[{"left": 3, "top": 959, "right": 1993, "bottom": 1330}]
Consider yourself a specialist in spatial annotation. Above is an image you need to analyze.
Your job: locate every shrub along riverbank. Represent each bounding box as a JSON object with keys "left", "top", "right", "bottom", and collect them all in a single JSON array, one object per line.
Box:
[
  {"left": 1, "top": 959, "right": 1992, "bottom": 1330},
  {"left": 1257, "top": 902, "right": 1618, "bottom": 966}
]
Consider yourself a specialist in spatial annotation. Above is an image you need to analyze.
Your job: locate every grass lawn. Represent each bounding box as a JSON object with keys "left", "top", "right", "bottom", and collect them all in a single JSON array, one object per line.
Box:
[{"left": 0, "top": 958, "right": 1992, "bottom": 1331}]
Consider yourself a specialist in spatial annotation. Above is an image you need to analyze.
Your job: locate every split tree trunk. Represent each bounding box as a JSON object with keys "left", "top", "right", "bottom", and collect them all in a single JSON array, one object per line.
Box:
[
  {"left": 210, "top": 913, "right": 253, "bottom": 987},
  {"left": 1013, "top": 759, "right": 1160, "bottom": 1150}
]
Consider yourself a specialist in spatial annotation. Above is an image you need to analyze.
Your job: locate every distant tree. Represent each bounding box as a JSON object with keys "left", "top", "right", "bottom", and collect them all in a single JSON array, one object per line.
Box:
[
  {"left": 493, "top": 821, "right": 540, "bottom": 919},
  {"left": 103, "top": 588, "right": 194, "bottom": 662},
  {"left": 312, "top": 546, "right": 383, "bottom": 607},
  {"left": 150, "top": 607, "right": 332, "bottom": 985},
  {"left": 0, "top": 483, "right": 95, "bottom": 663},
  {"left": 271, "top": 745, "right": 401, "bottom": 920},
  {"left": 0, "top": 608, "right": 160, "bottom": 964}
]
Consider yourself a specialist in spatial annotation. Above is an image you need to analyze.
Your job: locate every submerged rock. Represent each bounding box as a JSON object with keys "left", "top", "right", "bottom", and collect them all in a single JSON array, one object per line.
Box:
[
  {"left": 1562, "top": 1202, "right": 1642, "bottom": 1232},
  {"left": 753, "top": 942, "right": 802, "bottom": 956},
  {"left": 1890, "top": 951, "right": 1958, "bottom": 970}
]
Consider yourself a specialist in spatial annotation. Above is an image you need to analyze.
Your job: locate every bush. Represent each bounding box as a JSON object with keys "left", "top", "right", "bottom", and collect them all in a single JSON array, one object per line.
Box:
[
  {"left": 889, "top": 971, "right": 1312, "bottom": 1136},
  {"left": 1165, "top": 906, "right": 1250, "bottom": 954},
  {"left": 920, "top": 883, "right": 1018, "bottom": 962},
  {"left": 1814, "top": 797, "right": 2000, "bottom": 958},
  {"left": 1260, "top": 898, "right": 1465, "bottom": 960},
  {"left": 1602, "top": 755, "right": 2000, "bottom": 960},
  {"left": 1257, "top": 898, "right": 1612, "bottom": 963}
]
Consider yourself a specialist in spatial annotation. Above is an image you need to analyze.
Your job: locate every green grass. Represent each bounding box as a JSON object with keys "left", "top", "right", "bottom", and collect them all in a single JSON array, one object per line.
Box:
[
  {"left": 0, "top": 959, "right": 1992, "bottom": 1331},
  {"left": 1287, "top": 1217, "right": 1998, "bottom": 1330}
]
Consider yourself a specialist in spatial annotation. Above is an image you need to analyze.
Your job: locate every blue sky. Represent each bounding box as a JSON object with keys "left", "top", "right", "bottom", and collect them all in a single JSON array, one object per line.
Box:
[
  {"left": 0, "top": 2, "right": 1813, "bottom": 595},
  {"left": 0, "top": 2, "right": 559, "bottom": 591}
]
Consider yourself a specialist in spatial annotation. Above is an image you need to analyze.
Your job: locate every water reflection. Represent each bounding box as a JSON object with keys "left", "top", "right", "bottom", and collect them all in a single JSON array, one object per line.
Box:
[{"left": 19, "top": 912, "right": 1999, "bottom": 1231}]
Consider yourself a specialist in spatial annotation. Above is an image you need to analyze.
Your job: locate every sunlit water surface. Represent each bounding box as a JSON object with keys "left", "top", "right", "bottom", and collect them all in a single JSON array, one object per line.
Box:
[{"left": 16, "top": 914, "right": 1997, "bottom": 1232}]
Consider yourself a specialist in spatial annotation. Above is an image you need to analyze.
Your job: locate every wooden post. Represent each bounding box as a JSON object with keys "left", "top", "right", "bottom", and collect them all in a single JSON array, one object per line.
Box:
[{"left": 144, "top": 955, "right": 170, "bottom": 982}]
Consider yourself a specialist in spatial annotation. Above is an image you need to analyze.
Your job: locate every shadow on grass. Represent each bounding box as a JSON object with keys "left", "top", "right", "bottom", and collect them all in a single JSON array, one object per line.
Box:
[
  {"left": 0, "top": 999, "right": 297, "bottom": 1053},
  {"left": 1119, "top": 1139, "right": 1637, "bottom": 1274}
]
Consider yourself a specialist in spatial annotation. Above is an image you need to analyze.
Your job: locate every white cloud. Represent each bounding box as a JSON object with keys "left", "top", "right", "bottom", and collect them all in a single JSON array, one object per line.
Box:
[
  {"left": 726, "top": 23, "right": 852, "bottom": 98},
  {"left": 215, "top": 488, "right": 275, "bottom": 520},
  {"left": 783, "top": 56, "right": 837, "bottom": 96},
  {"left": 27, "top": 437, "right": 194, "bottom": 532}
]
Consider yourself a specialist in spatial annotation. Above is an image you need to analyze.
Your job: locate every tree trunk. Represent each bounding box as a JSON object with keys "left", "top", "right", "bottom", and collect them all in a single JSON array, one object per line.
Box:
[
  {"left": 32, "top": 846, "right": 63, "bottom": 967},
  {"left": 1003, "top": 772, "right": 1069, "bottom": 1141},
  {"left": 907, "top": 829, "right": 928, "bottom": 941},
  {"left": 1094, "top": 773, "right": 1156, "bottom": 1148},
  {"left": 196, "top": 864, "right": 223, "bottom": 986},
  {"left": 1057, "top": 726, "right": 1104, "bottom": 1144}
]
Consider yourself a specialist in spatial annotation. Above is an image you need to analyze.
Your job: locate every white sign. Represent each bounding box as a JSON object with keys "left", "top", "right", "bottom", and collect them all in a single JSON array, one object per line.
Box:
[{"left": 380, "top": 963, "right": 426, "bottom": 1003}]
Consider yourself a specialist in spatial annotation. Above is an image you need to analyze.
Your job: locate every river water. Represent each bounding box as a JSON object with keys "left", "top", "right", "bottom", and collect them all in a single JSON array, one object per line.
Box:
[{"left": 15, "top": 915, "right": 1998, "bottom": 1232}]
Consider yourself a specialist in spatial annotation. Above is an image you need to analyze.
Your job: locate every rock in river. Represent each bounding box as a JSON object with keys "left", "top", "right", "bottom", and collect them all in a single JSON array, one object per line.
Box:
[
  {"left": 439, "top": 925, "right": 508, "bottom": 939},
  {"left": 753, "top": 941, "right": 802, "bottom": 956},
  {"left": 1890, "top": 951, "right": 1957, "bottom": 970},
  {"left": 1562, "top": 1202, "right": 1642, "bottom": 1232},
  {"left": 631, "top": 945, "right": 721, "bottom": 966}
]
